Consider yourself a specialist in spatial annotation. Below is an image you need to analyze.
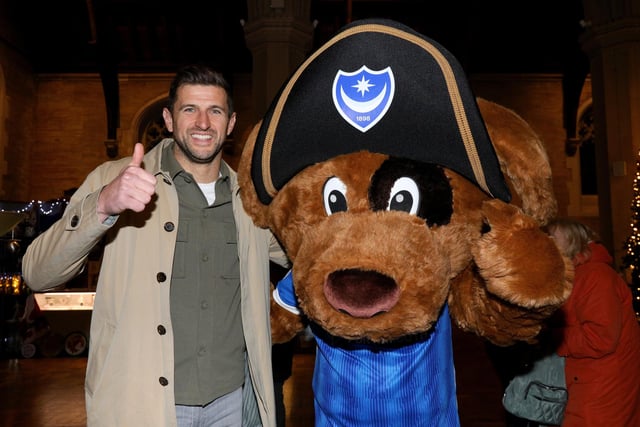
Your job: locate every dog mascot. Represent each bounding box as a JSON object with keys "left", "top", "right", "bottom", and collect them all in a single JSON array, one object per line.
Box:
[{"left": 238, "top": 18, "right": 573, "bottom": 427}]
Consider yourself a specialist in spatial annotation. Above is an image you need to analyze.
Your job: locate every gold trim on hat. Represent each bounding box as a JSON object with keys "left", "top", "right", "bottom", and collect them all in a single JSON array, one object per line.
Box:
[{"left": 261, "top": 23, "right": 491, "bottom": 198}]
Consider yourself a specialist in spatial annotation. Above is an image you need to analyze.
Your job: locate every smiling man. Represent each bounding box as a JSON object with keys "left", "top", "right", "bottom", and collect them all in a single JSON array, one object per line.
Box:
[{"left": 22, "top": 64, "right": 289, "bottom": 427}]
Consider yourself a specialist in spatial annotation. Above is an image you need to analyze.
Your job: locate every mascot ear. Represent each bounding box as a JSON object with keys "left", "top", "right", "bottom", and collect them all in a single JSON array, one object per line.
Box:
[
  {"left": 238, "top": 121, "right": 272, "bottom": 227},
  {"left": 478, "top": 98, "right": 557, "bottom": 225}
]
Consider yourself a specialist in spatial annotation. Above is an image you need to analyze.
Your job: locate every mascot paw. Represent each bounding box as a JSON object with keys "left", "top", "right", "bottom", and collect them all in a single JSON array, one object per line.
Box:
[
  {"left": 270, "top": 295, "right": 305, "bottom": 344},
  {"left": 473, "top": 199, "right": 573, "bottom": 308}
]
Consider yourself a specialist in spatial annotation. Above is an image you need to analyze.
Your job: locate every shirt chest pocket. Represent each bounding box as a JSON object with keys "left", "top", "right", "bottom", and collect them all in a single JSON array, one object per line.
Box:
[
  {"left": 219, "top": 221, "right": 240, "bottom": 280},
  {"left": 172, "top": 219, "right": 239, "bottom": 280}
]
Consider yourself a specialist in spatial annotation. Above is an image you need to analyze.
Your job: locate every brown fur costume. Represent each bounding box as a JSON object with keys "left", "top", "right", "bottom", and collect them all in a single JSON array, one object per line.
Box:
[
  {"left": 239, "top": 98, "right": 572, "bottom": 346},
  {"left": 237, "top": 17, "right": 573, "bottom": 425}
]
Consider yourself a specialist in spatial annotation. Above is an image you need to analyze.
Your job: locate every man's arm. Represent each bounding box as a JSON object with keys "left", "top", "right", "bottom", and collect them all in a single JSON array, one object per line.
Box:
[{"left": 23, "top": 143, "right": 157, "bottom": 291}]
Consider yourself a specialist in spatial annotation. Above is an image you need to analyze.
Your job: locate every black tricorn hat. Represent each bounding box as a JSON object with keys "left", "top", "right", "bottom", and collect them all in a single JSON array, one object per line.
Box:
[{"left": 251, "top": 18, "right": 510, "bottom": 205}]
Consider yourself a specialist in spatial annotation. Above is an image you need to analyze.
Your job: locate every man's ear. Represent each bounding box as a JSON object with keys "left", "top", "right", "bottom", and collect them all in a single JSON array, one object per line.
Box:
[
  {"left": 162, "top": 107, "right": 174, "bottom": 133},
  {"left": 226, "top": 112, "right": 237, "bottom": 136}
]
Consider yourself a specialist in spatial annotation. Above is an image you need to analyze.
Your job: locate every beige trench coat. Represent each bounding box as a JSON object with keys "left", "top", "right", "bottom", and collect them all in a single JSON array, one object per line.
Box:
[{"left": 22, "top": 139, "right": 288, "bottom": 427}]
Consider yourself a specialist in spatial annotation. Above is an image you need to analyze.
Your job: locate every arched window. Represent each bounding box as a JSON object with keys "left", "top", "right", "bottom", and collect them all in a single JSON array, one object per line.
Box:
[{"left": 137, "top": 98, "right": 171, "bottom": 152}]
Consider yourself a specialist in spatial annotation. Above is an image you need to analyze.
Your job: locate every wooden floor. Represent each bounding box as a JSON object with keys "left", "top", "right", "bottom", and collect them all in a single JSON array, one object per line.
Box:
[{"left": 0, "top": 327, "right": 514, "bottom": 427}]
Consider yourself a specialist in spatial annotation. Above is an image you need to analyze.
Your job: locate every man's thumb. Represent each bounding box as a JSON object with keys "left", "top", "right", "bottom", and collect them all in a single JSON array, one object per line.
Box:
[{"left": 129, "top": 143, "right": 145, "bottom": 167}]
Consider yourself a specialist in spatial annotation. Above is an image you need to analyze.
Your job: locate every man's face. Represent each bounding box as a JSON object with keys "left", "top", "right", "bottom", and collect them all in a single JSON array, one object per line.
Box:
[{"left": 162, "top": 84, "right": 236, "bottom": 165}]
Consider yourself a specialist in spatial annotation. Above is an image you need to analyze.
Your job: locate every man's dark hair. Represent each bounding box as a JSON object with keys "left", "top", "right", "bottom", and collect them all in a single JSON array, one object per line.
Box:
[{"left": 167, "top": 64, "right": 233, "bottom": 115}]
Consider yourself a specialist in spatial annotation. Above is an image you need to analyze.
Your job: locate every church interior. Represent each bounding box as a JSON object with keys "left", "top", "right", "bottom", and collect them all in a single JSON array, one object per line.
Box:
[{"left": 1, "top": 0, "right": 639, "bottom": 426}]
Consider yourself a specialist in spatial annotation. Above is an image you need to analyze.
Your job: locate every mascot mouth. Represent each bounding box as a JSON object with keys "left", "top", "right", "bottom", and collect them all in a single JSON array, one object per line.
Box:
[{"left": 324, "top": 269, "right": 400, "bottom": 318}]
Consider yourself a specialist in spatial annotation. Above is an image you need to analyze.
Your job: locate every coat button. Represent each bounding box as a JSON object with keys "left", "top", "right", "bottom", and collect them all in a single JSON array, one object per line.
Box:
[
  {"left": 157, "top": 325, "right": 166, "bottom": 335},
  {"left": 157, "top": 272, "right": 167, "bottom": 282},
  {"left": 70, "top": 215, "right": 79, "bottom": 227},
  {"left": 164, "top": 222, "right": 175, "bottom": 232},
  {"left": 159, "top": 377, "right": 169, "bottom": 386}
]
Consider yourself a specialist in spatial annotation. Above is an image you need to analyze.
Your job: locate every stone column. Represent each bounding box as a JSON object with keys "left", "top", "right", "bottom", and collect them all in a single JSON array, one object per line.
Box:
[
  {"left": 243, "top": 0, "right": 314, "bottom": 121},
  {"left": 580, "top": 0, "right": 640, "bottom": 265}
]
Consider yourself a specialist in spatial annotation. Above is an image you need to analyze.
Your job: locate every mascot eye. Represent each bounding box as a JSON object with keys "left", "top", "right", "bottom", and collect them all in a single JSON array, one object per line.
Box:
[
  {"left": 323, "top": 176, "right": 348, "bottom": 215},
  {"left": 388, "top": 177, "right": 420, "bottom": 214}
]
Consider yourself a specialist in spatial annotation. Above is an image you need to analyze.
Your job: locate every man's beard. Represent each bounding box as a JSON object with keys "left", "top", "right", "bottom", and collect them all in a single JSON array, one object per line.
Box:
[{"left": 174, "top": 137, "right": 224, "bottom": 164}]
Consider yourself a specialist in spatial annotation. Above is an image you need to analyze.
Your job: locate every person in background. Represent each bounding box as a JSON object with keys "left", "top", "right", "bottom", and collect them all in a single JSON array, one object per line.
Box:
[
  {"left": 546, "top": 218, "right": 640, "bottom": 427},
  {"left": 22, "top": 64, "right": 289, "bottom": 427}
]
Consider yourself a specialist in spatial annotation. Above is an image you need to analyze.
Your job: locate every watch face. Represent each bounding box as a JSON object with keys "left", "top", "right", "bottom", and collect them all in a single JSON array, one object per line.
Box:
[{"left": 64, "top": 332, "right": 88, "bottom": 356}]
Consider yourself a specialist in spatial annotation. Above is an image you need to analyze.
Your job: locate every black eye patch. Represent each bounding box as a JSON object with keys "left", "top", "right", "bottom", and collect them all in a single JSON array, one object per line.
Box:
[{"left": 369, "top": 157, "right": 453, "bottom": 226}]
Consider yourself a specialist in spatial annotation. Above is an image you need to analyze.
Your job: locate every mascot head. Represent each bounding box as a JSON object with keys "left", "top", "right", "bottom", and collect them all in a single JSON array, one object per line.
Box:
[{"left": 239, "top": 19, "right": 571, "bottom": 345}]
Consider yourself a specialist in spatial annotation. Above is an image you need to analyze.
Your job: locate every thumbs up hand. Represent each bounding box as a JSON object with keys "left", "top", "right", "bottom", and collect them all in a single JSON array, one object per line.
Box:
[{"left": 96, "top": 143, "right": 158, "bottom": 222}]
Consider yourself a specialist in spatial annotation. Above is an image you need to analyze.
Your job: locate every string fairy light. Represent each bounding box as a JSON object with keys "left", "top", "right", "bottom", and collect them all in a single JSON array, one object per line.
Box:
[
  {"left": 622, "top": 149, "right": 640, "bottom": 319},
  {"left": 0, "top": 199, "right": 67, "bottom": 216},
  {"left": 0, "top": 199, "right": 68, "bottom": 296}
]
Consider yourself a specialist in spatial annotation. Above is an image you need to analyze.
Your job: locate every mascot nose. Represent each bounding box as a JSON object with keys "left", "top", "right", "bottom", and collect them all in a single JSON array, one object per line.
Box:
[{"left": 324, "top": 269, "right": 400, "bottom": 318}]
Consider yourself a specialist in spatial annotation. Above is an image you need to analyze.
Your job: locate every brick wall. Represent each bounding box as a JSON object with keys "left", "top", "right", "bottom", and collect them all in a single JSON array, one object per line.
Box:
[
  {"left": 26, "top": 73, "right": 255, "bottom": 202},
  {"left": 0, "top": 44, "right": 36, "bottom": 201},
  {"left": 0, "top": 59, "right": 590, "bottom": 224}
]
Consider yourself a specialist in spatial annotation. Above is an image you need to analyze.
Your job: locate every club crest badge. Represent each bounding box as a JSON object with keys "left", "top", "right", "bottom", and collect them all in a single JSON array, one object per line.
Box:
[{"left": 332, "top": 66, "right": 395, "bottom": 133}]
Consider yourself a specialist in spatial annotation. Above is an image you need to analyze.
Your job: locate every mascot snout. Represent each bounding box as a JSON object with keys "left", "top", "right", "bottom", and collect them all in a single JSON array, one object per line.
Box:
[{"left": 325, "top": 269, "right": 400, "bottom": 318}]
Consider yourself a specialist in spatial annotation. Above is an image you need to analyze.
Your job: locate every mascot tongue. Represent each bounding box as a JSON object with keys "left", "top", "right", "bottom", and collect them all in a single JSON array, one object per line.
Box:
[{"left": 324, "top": 269, "right": 400, "bottom": 318}]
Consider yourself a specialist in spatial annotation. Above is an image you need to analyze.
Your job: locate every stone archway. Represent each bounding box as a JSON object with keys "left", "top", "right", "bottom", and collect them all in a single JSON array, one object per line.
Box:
[
  {"left": 123, "top": 95, "right": 171, "bottom": 156},
  {"left": 137, "top": 98, "right": 171, "bottom": 152}
]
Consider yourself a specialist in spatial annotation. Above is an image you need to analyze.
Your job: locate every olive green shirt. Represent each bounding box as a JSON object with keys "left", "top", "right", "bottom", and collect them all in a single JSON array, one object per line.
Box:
[{"left": 162, "top": 143, "right": 244, "bottom": 406}]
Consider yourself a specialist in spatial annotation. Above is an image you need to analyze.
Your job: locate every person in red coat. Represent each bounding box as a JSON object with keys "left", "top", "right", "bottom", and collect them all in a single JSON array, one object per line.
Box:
[{"left": 546, "top": 218, "right": 640, "bottom": 427}]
